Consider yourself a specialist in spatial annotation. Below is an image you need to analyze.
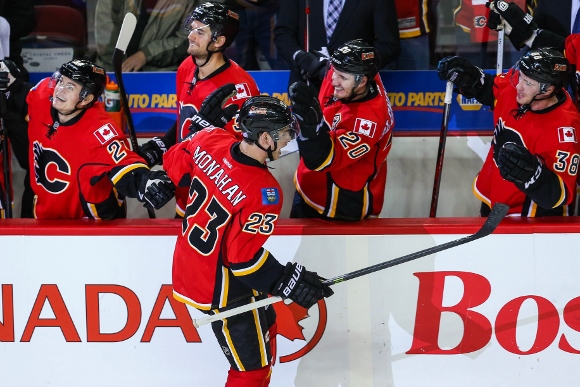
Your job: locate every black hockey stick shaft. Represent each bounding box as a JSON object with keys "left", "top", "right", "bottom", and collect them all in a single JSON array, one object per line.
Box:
[
  {"left": 429, "top": 81, "right": 453, "bottom": 217},
  {"left": 326, "top": 202, "right": 509, "bottom": 285},
  {"left": 192, "top": 203, "right": 510, "bottom": 327},
  {"left": 113, "top": 13, "right": 155, "bottom": 218},
  {"left": 0, "top": 91, "right": 11, "bottom": 218}
]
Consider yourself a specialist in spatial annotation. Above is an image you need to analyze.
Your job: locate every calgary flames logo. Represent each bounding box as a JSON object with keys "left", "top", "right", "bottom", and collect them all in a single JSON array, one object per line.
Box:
[{"left": 273, "top": 298, "right": 328, "bottom": 362}]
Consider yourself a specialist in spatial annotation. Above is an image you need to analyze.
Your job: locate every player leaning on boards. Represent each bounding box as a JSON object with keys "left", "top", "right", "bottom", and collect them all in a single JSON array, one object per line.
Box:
[
  {"left": 163, "top": 93, "right": 333, "bottom": 386},
  {"left": 438, "top": 48, "right": 580, "bottom": 217},
  {"left": 138, "top": 1, "right": 260, "bottom": 217},
  {"left": 289, "top": 39, "right": 394, "bottom": 220},
  {"left": 23, "top": 59, "right": 174, "bottom": 219}
]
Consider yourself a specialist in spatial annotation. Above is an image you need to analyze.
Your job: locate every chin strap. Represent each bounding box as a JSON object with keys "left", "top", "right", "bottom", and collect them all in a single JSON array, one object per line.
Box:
[{"left": 256, "top": 142, "right": 277, "bottom": 162}]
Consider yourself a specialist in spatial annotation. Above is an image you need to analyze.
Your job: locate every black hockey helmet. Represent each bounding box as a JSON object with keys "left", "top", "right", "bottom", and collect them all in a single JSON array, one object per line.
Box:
[
  {"left": 239, "top": 96, "right": 298, "bottom": 142},
  {"left": 330, "top": 39, "right": 378, "bottom": 80},
  {"left": 516, "top": 48, "right": 569, "bottom": 91},
  {"left": 59, "top": 59, "right": 106, "bottom": 103},
  {"left": 184, "top": 2, "right": 239, "bottom": 50}
]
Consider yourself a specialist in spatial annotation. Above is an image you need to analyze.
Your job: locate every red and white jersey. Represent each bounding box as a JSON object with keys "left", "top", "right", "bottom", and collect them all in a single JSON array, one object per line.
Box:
[
  {"left": 394, "top": 0, "right": 431, "bottom": 39},
  {"left": 174, "top": 56, "right": 260, "bottom": 216},
  {"left": 454, "top": 0, "right": 527, "bottom": 42},
  {"left": 27, "top": 78, "right": 148, "bottom": 219},
  {"left": 295, "top": 69, "right": 394, "bottom": 220},
  {"left": 474, "top": 69, "right": 580, "bottom": 216},
  {"left": 164, "top": 128, "right": 284, "bottom": 310}
]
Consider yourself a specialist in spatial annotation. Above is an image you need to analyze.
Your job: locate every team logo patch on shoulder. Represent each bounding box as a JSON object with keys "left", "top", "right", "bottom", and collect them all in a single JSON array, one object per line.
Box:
[
  {"left": 94, "top": 123, "right": 118, "bottom": 144},
  {"left": 233, "top": 83, "right": 250, "bottom": 100},
  {"left": 261, "top": 188, "right": 280, "bottom": 205},
  {"left": 354, "top": 118, "right": 377, "bottom": 137},
  {"left": 558, "top": 127, "right": 577, "bottom": 143}
]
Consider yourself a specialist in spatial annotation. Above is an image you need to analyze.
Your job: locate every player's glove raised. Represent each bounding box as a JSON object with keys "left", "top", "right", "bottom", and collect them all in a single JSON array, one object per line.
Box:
[
  {"left": 138, "top": 170, "right": 175, "bottom": 210},
  {"left": 188, "top": 83, "right": 239, "bottom": 133},
  {"left": 138, "top": 136, "right": 173, "bottom": 167},
  {"left": 496, "top": 142, "right": 542, "bottom": 188},
  {"left": 0, "top": 60, "right": 22, "bottom": 94},
  {"left": 271, "top": 262, "right": 334, "bottom": 309},
  {"left": 289, "top": 81, "right": 328, "bottom": 139},
  {"left": 486, "top": 0, "right": 537, "bottom": 50},
  {"left": 294, "top": 50, "right": 328, "bottom": 80},
  {"left": 437, "top": 56, "right": 485, "bottom": 90}
]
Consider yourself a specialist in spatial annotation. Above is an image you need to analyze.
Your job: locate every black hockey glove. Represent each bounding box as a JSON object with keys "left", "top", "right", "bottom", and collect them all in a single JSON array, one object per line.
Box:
[
  {"left": 138, "top": 170, "right": 175, "bottom": 210},
  {"left": 289, "top": 81, "right": 328, "bottom": 139},
  {"left": 188, "top": 83, "right": 239, "bottom": 133},
  {"left": 271, "top": 262, "right": 334, "bottom": 309},
  {"left": 294, "top": 50, "right": 328, "bottom": 80},
  {"left": 138, "top": 136, "right": 172, "bottom": 167},
  {"left": 487, "top": 1, "right": 537, "bottom": 50},
  {"left": 496, "top": 142, "right": 542, "bottom": 188},
  {"left": 0, "top": 60, "right": 23, "bottom": 94},
  {"left": 437, "top": 56, "right": 485, "bottom": 90}
]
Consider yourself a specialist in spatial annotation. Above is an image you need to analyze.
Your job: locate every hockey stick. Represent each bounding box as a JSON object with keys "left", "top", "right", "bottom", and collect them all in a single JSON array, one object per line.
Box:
[
  {"left": 192, "top": 202, "right": 510, "bottom": 327},
  {"left": 497, "top": 29, "right": 504, "bottom": 76},
  {"left": 112, "top": 13, "right": 155, "bottom": 219},
  {"left": 304, "top": 0, "right": 310, "bottom": 52},
  {"left": 429, "top": 80, "right": 453, "bottom": 217}
]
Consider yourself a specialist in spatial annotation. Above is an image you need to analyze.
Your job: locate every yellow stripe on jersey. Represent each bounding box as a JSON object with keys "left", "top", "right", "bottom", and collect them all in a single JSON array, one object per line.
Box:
[
  {"left": 529, "top": 201, "right": 537, "bottom": 217},
  {"left": 109, "top": 163, "right": 148, "bottom": 185},
  {"left": 252, "top": 307, "right": 268, "bottom": 367},
  {"left": 472, "top": 175, "right": 491, "bottom": 207},
  {"left": 87, "top": 203, "right": 101, "bottom": 220},
  {"left": 175, "top": 202, "right": 185, "bottom": 218},
  {"left": 552, "top": 175, "right": 566, "bottom": 208},
  {"left": 314, "top": 140, "right": 335, "bottom": 171},
  {"left": 362, "top": 185, "right": 369, "bottom": 218},
  {"left": 220, "top": 267, "right": 229, "bottom": 308},
  {"left": 231, "top": 249, "right": 269, "bottom": 276},
  {"left": 223, "top": 319, "right": 245, "bottom": 371},
  {"left": 400, "top": 28, "right": 422, "bottom": 39},
  {"left": 422, "top": 0, "right": 430, "bottom": 33},
  {"left": 172, "top": 290, "right": 212, "bottom": 310},
  {"left": 328, "top": 184, "right": 340, "bottom": 218}
]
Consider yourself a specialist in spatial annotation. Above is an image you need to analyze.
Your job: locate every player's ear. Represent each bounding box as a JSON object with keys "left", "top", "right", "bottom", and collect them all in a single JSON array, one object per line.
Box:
[
  {"left": 80, "top": 94, "right": 95, "bottom": 107},
  {"left": 213, "top": 35, "right": 226, "bottom": 50},
  {"left": 541, "top": 84, "right": 555, "bottom": 96}
]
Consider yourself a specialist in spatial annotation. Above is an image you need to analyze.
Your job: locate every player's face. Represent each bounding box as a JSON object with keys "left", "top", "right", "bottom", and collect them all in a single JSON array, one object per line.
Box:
[
  {"left": 331, "top": 68, "right": 359, "bottom": 100},
  {"left": 515, "top": 71, "right": 541, "bottom": 105},
  {"left": 52, "top": 75, "right": 82, "bottom": 114},
  {"left": 186, "top": 20, "right": 212, "bottom": 57},
  {"left": 270, "top": 128, "right": 293, "bottom": 160}
]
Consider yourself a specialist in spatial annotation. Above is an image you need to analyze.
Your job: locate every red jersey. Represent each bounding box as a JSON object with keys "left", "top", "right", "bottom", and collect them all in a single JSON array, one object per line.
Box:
[
  {"left": 395, "top": 0, "right": 431, "bottom": 39},
  {"left": 174, "top": 56, "right": 260, "bottom": 216},
  {"left": 164, "top": 128, "right": 285, "bottom": 310},
  {"left": 454, "top": 0, "right": 527, "bottom": 42},
  {"left": 295, "top": 69, "right": 394, "bottom": 220},
  {"left": 27, "top": 78, "right": 149, "bottom": 219},
  {"left": 474, "top": 69, "right": 580, "bottom": 216}
]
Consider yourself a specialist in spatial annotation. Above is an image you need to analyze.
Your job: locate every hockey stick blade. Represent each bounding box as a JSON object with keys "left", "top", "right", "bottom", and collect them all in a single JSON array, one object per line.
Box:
[{"left": 192, "top": 203, "right": 509, "bottom": 328}]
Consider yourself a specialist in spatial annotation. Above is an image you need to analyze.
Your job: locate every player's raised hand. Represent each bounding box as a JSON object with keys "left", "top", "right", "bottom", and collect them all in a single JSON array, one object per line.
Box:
[
  {"left": 294, "top": 50, "right": 328, "bottom": 80},
  {"left": 188, "top": 83, "right": 239, "bottom": 133},
  {"left": 289, "top": 81, "right": 328, "bottom": 139},
  {"left": 437, "top": 56, "right": 485, "bottom": 89},
  {"left": 486, "top": 0, "right": 537, "bottom": 50}
]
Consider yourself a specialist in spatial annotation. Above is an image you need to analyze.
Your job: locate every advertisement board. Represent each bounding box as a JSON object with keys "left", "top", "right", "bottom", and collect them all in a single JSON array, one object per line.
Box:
[
  {"left": 28, "top": 70, "right": 496, "bottom": 135},
  {"left": 2, "top": 219, "right": 580, "bottom": 386}
]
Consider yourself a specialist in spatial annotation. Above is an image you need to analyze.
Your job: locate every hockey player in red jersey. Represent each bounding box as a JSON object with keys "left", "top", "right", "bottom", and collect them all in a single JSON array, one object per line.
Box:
[
  {"left": 289, "top": 39, "right": 394, "bottom": 220},
  {"left": 163, "top": 94, "right": 333, "bottom": 387},
  {"left": 138, "top": 2, "right": 260, "bottom": 217},
  {"left": 27, "top": 59, "right": 175, "bottom": 219},
  {"left": 438, "top": 48, "right": 580, "bottom": 217}
]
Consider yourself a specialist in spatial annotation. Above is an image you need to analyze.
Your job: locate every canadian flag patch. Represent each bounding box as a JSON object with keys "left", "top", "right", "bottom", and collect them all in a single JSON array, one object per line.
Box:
[
  {"left": 558, "top": 127, "right": 577, "bottom": 143},
  {"left": 354, "top": 118, "right": 377, "bottom": 137},
  {"left": 233, "top": 83, "right": 250, "bottom": 100},
  {"left": 94, "top": 123, "right": 118, "bottom": 144}
]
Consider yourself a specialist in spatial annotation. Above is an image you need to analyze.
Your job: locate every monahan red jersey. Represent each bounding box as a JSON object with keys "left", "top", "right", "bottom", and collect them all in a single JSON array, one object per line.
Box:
[
  {"left": 27, "top": 78, "right": 149, "bottom": 219},
  {"left": 473, "top": 68, "right": 580, "bottom": 216},
  {"left": 295, "top": 69, "right": 394, "bottom": 220},
  {"left": 174, "top": 56, "right": 260, "bottom": 216},
  {"left": 164, "top": 128, "right": 285, "bottom": 310},
  {"left": 395, "top": 0, "right": 431, "bottom": 39}
]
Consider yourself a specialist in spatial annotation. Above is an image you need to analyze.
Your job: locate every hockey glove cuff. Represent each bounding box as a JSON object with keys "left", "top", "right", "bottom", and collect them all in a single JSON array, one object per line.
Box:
[{"left": 138, "top": 136, "right": 172, "bottom": 167}]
